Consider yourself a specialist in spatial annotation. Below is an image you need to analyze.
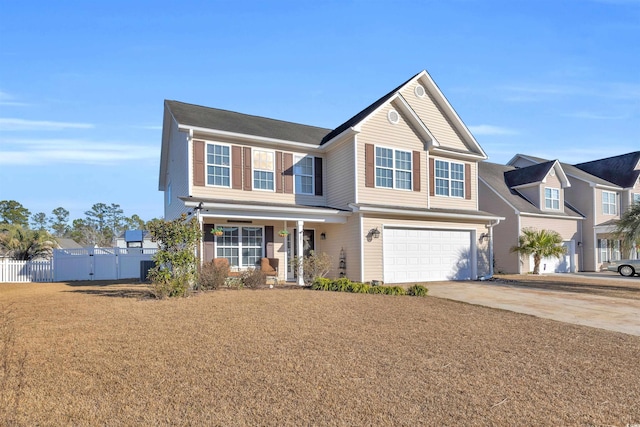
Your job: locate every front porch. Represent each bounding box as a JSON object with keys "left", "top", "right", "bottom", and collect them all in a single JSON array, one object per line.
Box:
[{"left": 184, "top": 197, "right": 350, "bottom": 285}]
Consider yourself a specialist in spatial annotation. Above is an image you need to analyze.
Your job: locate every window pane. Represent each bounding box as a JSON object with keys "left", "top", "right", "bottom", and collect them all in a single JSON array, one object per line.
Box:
[
  {"left": 450, "top": 163, "right": 464, "bottom": 181},
  {"left": 451, "top": 181, "right": 464, "bottom": 197},
  {"left": 396, "top": 170, "right": 412, "bottom": 190},
  {"left": 254, "top": 171, "right": 274, "bottom": 190},
  {"left": 395, "top": 150, "right": 411, "bottom": 171},
  {"left": 435, "top": 160, "right": 449, "bottom": 178},
  {"left": 376, "top": 147, "right": 393, "bottom": 168},
  {"left": 435, "top": 178, "right": 449, "bottom": 196},
  {"left": 376, "top": 168, "right": 393, "bottom": 188},
  {"left": 253, "top": 150, "right": 274, "bottom": 170}
]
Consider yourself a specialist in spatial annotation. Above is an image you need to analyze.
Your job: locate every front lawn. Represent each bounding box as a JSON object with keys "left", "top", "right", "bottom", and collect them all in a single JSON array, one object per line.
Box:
[{"left": 1, "top": 281, "right": 639, "bottom": 425}]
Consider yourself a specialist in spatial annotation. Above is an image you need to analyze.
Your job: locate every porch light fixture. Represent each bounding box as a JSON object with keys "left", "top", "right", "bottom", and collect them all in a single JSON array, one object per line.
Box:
[
  {"left": 479, "top": 232, "right": 490, "bottom": 242},
  {"left": 320, "top": 232, "right": 326, "bottom": 240},
  {"left": 369, "top": 228, "right": 381, "bottom": 239}
]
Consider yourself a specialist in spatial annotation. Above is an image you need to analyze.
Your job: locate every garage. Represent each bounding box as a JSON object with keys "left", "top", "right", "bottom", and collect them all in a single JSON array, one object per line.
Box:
[
  {"left": 530, "top": 241, "right": 575, "bottom": 273},
  {"left": 383, "top": 227, "right": 474, "bottom": 283}
]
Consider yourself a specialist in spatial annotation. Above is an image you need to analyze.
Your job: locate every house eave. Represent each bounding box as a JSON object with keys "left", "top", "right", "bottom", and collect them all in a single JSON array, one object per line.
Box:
[{"left": 349, "top": 203, "right": 504, "bottom": 222}]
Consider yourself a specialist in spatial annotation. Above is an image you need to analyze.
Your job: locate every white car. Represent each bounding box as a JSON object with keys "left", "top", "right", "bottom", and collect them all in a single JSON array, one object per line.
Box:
[{"left": 606, "top": 260, "right": 640, "bottom": 277}]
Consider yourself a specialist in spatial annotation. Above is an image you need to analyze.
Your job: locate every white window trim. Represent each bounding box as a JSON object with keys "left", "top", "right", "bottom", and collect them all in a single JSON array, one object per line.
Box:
[
  {"left": 252, "top": 148, "right": 276, "bottom": 192},
  {"left": 293, "top": 154, "right": 315, "bottom": 195},
  {"left": 374, "top": 145, "right": 413, "bottom": 191},
  {"left": 544, "top": 187, "right": 560, "bottom": 210},
  {"left": 602, "top": 191, "right": 617, "bottom": 215},
  {"left": 434, "top": 158, "right": 465, "bottom": 198},
  {"left": 205, "top": 141, "right": 232, "bottom": 188},
  {"left": 215, "top": 224, "right": 265, "bottom": 269}
]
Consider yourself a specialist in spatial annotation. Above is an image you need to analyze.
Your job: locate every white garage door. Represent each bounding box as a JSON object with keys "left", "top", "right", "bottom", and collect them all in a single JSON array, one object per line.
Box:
[
  {"left": 530, "top": 241, "right": 575, "bottom": 273},
  {"left": 383, "top": 228, "right": 473, "bottom": 283}
]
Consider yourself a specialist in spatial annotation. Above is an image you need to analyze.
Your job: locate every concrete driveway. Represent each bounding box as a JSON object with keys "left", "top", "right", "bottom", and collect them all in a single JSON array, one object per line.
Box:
[{"left": 427, "top": 275, "right": 640, "bottom": 336}]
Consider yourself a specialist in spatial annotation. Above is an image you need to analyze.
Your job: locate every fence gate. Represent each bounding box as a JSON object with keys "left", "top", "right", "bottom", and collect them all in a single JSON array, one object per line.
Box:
[{"left": 53, "top": 248, "right": 157, "bottom": 282}]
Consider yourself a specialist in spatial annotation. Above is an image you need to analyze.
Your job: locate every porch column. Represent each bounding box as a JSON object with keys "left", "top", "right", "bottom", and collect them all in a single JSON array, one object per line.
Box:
[{"left": 297, "top": 220, "right": 304, "bottom": 286}]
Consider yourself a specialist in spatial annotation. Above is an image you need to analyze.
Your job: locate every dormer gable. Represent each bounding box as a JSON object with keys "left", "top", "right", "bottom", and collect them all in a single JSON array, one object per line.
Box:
[{"left": 504, "top": 160, "right": 569, "bottom": 189}]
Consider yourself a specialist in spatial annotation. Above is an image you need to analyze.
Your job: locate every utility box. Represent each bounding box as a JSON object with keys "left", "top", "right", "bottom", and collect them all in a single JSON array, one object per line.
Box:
[{"left": 140, "top": 260, "right": 155, "bottom": 282}]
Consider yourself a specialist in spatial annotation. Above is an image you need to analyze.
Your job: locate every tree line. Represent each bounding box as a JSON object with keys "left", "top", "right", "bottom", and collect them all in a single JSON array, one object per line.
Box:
[{"left": 0, "top": 200, "right": 157, "bottom": 249}]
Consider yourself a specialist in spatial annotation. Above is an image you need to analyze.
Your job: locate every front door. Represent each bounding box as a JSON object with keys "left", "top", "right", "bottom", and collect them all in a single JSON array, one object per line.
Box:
[{"left": 286, "top": 229, "right": 315, "bottom": 281}]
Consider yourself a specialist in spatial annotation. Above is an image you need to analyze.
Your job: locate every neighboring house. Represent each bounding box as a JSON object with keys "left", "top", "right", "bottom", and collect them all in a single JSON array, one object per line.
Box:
[
  {"left": 479, "top": 161, "right": 583, "bottom": 274},
  {"left": 115, "top": 230, "right": 158, "bottom": 249},
  {"left": 55, "top": 238, "right": 83, "bottom": 250},
  {"left": 508, "top": 152, "right": 640, "bottom": 271},
  {"left": 159, "top": 70, "right": 503, "bottom": 285}
]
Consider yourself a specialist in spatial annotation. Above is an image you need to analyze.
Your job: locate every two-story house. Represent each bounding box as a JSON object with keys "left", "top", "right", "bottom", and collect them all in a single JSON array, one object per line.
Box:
[
  {"left": 507, "top": 153, "right": 640, "bottom": 271},
  {"left": 478, "top": 161, "right": 583, "bottom": 274},
  {"left": 158, "top": 71, "right": 503, "bottom": 285}
]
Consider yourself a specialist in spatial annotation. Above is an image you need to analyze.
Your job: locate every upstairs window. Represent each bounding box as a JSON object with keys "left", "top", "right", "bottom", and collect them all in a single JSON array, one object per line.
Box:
[
  {"left": 206, "top": 143, "right": 231, "bottom": 187},
  {"left": 375, "top": 147, "right": 412, "bottom": 190},
  {"left": 602, "top": 191, "right": 617, "bottom": 215},
  {"left": 633, "top": 193, "right": 640, "bottom": 205},
  {"left": 545, "top": 188, "right": 560, "bottom": 210},
  {"left": 294, "top": 155, "right": 314, "bottom": 195},
  {"left": 435, "top": 159, "right": 464, "bottom": 197},
  {"left": 253, "top": 150, "right": 274, "bottom": 191}
]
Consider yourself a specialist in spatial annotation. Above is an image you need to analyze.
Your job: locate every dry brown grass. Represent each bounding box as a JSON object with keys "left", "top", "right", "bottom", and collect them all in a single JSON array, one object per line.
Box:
[{"left": 1, "top": 280, "right": 639, "bottom": 426}]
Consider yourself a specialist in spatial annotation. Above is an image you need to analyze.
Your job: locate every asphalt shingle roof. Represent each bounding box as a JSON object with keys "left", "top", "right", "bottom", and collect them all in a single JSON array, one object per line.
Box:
[
  {"left": 574, "top": 151, "right": 640, "bottom": 188},
  {"left": 512, "top": 154, "right": 619, "bottom": 187},
  {"left": 165, "top": 100, "right": 332, "bottom": 145},
  {"left": 479, "top": 161, "right": 582, "bottom": 218},
  {"left": 504, "top": 161, "right": 554, "bottom": 187}
]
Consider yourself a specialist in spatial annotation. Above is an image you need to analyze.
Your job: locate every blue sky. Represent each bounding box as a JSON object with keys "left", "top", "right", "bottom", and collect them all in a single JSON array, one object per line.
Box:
[{"left": 1, "top": 0, "right": 638, "bottom": 222}]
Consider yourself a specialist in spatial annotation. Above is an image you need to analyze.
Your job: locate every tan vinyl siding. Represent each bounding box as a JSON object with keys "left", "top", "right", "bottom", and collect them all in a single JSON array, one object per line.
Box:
[
  {"left": 428, "top": 160, "right": 478, "bottom": 210},
  {"left": 540, "top": 173, "right": 564, "bottom": 212},
  {"left": 520, "top": 215, "right": 582, "bottom": 274},
  {"left": 314, "top": 216, "right": 361, "bottom": 280},
  {"left": 361, "top": 215, "right": 487, "bottom": 283},
  {"left": 564, "top": 178, "right": 596, "bottom": 270},
  {"left": 356, "top": 108, "right": 428, "bottom": 207},
  {"left": 478, "top": 180, "right": 522, "bottom": 274},
  {"left": 164, "top": 121, "right": 190, "bottom": 220},
  {"left": 399, "top": 82, "right": 469, "bottom": 152},
  {"left": 189, "top": 135, "right": 327, "bottom": 207},
  {"left": 326, "top": 138, "right": 356, "bottom": 209}
]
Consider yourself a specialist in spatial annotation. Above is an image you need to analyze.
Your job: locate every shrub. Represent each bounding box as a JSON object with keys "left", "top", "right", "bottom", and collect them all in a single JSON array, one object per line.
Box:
[
  {"left": 348, "top": 282, "right": 370, "bottom": 294},
  {"left": 368, "top": 286, "right": 386, "bottom": 294},
  {"left": 311, "top": 277, "right": 332, "bottom": 291},
  {"left": 150, "top": 275, "right": 190, "bottom": 299},
  {"left": 294, "top": 251, "right": 333, "bottom": 285},
  {"left": 331, "top": 277, "right": 352, "bottom": 292},
  {"left": 407, "top": 284, "right": 428, "bottom": 297},
  {"left": 383, "top": 286, "right": 406, "bottom": 296},
  {"left": 198, "top": 260, "right": 229, "bottom": 291},
  {"left": 241, "top": 268, "right": 266, "bottom": 288}
]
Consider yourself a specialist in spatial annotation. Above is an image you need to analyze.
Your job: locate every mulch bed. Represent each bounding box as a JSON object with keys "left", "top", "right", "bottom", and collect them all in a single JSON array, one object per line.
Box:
[{"left": 1, "top": 280, "right": 639, "bottom": 426}]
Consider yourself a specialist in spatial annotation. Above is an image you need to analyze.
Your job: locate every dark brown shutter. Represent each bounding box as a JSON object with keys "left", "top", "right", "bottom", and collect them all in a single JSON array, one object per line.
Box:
[
  {"left": 314, "top": 157, "right": 323, "bottom": 196},
  {"left": 465, "top": 163, "right": 472, "bottom": 200},
  {"left": 275, "top": 151, "right": 283, "bottom": 193},
  {"left": 412, "top": 151, "right": 421, "bottom": 192},
  {"left": 243, "top": 147, "right": 252, "bottom": 191},
  {"left": 232, "top": 145, "right": 242, "bottom": 189},
  {"left": 429, "top": 157, "right": 435, "bottom": 196},
  {"left": 283, "top": 153, "right": 294, "bottom": 194},
  {"left": 365, "top": 144, "right": 375, "bottom": 188},
  {"left": 203, "top": 224, "right": 215, "bottom": 263},
  {"left": 193, "top": 140, "right": 205, "bottom": 187},
  {"left": 265, "top": 226, "right": 274, "bottom": 258}
]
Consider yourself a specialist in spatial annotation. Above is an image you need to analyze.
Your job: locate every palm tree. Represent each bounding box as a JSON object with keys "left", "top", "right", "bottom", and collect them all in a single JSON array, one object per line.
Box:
[
  {"left": 614, "top": 202, "right": 640, "bottom": 257},
  {"left": 0, "top": 225, "right": 57, "bottom": 260},
  {"left": 510, "top": 228, "right": 566, "bottom": 274}
]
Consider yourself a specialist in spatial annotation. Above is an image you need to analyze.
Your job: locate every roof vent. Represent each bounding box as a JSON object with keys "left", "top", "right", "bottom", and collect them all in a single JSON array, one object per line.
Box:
[
  {"left": 387, "top": 109, "right": 400, "bottom": 124},
  {"left": 415, "top": 85, "right": 426, "bottom": 98}
]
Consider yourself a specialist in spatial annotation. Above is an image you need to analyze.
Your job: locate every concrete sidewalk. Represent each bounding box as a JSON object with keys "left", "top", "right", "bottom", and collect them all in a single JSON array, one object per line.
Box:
[{"left": 427, "top": 281, "right": 640, "bottom": 336}]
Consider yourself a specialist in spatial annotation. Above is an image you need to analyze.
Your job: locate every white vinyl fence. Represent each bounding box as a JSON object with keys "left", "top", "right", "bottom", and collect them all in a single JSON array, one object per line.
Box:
[
  {"left": 53, "top": 248, "right": 157, "bottom": 282},
  {"left": 0, "top": 248, "right": 157, "bottom": 283},
  {"left": 0, "top": 258, "right": 53, "bottom": 283}
]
